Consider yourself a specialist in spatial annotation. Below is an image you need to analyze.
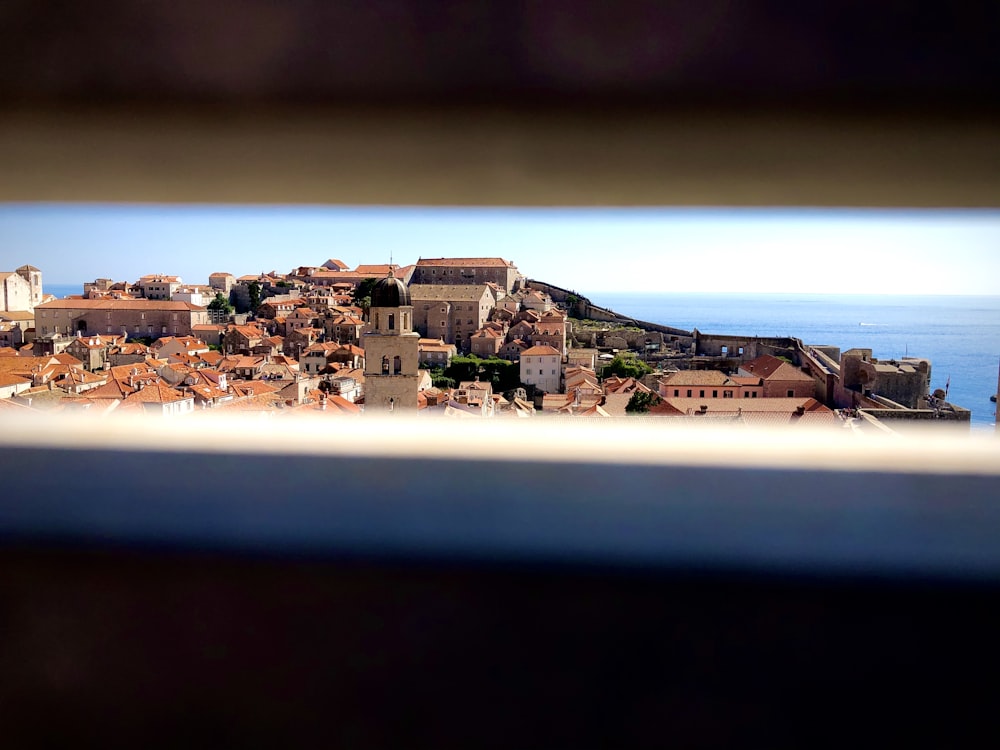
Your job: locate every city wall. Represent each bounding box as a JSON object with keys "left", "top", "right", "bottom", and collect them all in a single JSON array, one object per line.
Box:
[{"left": 526, "top": 280, "right": 692, "bottom": 338}]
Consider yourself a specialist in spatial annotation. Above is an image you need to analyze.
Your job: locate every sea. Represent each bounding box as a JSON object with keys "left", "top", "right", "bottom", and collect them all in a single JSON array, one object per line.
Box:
[{"left": 44, "top": 284, "right": 1000, "bottom": 429}]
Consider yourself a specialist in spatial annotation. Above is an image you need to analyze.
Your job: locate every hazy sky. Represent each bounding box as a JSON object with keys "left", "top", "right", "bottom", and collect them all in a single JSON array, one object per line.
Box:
[{"left": 2, "top": 203, "right": 999, "bottom": 296}]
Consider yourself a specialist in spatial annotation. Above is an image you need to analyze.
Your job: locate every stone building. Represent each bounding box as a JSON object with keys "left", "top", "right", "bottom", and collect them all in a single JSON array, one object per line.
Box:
[
  {"left": 410, "top": 258, "right": 522, "bottom": 294},
  {"left": 418, "top": 338, "right": 457, "bottom": 368},
  {"left": 839, "top": 348, "right": 931, "bottom": 409},
  {"left": 1, "top": 265, "right": 43, "bottom": 312},
  {"left": 65, "top": 334, "right": 127, "bottom": 371},
  {"left": 520, "top": 345, "right": 562, "bottom": 394},
  {"left": 209, "top": 272, "right": 236, "bottom": 295},
  {"left": 34, "top": 298, "right": 208, "bottom": 339},
  {"left": 409, "top": 284, "right": 496, "bottom": 351},
  {"left": 137, "top": 274, "right": 182, "bottom": 300},
  {"left": 739, "top": 354, "right": 818, "bottom": 399},
  {"left": 362, "top": 274, "right": 421, "bottom": 411}
]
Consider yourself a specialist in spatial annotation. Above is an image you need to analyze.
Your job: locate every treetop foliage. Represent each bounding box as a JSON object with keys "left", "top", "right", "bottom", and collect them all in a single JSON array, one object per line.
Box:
[{"left": 601, "top": 353, "right": 653, "bottom": 380}]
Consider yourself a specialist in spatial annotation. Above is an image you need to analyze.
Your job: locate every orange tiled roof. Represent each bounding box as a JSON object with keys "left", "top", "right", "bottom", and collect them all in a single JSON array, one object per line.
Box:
[
  {"left": 741, "top": 354, "right": 786, "bottom": 379},
  {"left": 123, "top": 384, "right": 189, "bottom": 403},
  {"left": 660, "top": 370, "right": 735, "bottom": 387},
  {"left": 521, "top": 345, "right": 560, "bottom": 356}
]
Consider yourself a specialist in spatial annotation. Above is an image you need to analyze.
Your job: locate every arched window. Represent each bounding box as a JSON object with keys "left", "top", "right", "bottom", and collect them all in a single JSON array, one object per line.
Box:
[
  {"left": 381, "top": 355, "right": 389, "bottom": 375},
  {"left": 393, "top": 355, "right": 401, "bottom": 374}
]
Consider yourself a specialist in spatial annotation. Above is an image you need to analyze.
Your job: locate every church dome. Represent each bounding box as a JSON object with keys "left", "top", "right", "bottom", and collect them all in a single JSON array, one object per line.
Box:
[{"left": 372, "top": 275, "right": 411, "bottom": 307}]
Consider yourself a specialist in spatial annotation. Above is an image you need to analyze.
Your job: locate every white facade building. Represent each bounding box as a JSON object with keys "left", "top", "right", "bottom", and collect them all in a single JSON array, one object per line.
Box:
[{"left": 520, "top": 345, "right": 562, "bottom": 394}]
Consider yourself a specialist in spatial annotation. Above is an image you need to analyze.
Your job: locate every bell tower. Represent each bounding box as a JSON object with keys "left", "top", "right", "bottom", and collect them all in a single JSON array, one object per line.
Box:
[
  {"left": 362, "top": 272, "right": 420, "bottom": 411},
  {"left": 15, "top": 265, "right": 43, "bottom": 311}
]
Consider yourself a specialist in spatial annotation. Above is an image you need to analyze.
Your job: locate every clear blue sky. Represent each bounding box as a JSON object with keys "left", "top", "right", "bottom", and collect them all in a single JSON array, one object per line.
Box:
[{"left": 2, "top": 203, "right": 999, "bottom": 296}]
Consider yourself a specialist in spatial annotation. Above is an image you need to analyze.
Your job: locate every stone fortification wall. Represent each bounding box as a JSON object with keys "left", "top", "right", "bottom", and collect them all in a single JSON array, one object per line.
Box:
[
  {"left": 861, "top": 408, "right": 970, "bottom": 424},
  {"left": 526, "top": 280, "right": 692, "bottom": 339},
  {"left": 571, "top": 327, "right": 694, "bottom": 353},
  {"left": 798, "top": 345, "right": 839, "bottom": 406},
  {"left": 693, "top": 332, "right": 799, "bottom": 361}
]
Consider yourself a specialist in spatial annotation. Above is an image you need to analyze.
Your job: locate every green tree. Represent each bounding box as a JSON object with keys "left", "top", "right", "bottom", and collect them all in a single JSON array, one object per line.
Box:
[
  {"left": 351, "top": 277, "right": 378, "bottom": 320},
  {"left": 207, "top": 292, "right": 234, "bottom": 313},
  {"left": 625, "top": 391, "right": 662, "bottom": 414},
  {"left": 601, "top": 354, "right": 652, "bottom": 380},
  {"left": 444, "top": 355, "right": 520, "bottom": 392},
  {"left": 248, "top": 280, "right": 262, "bottom": 313}
]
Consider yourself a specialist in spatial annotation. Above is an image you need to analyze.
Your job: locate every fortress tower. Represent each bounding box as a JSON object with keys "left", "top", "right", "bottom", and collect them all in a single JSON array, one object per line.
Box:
[{"left": 362, "top": 273, "right": 420, "bottom": 412}]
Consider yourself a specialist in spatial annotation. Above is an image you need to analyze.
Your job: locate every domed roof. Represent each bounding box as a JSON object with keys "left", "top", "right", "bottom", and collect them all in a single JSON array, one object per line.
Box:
[{"left": 372, "top": 275, "right": 411, "bottom": 308}]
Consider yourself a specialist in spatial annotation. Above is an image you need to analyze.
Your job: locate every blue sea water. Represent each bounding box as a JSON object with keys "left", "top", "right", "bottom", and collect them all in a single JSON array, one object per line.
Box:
[
  {"left": 592, "top": 292, "right": 1000, "bottom": 429},
  {"left": 44, "top": 284, "right": 1000, "bottom": 427}
]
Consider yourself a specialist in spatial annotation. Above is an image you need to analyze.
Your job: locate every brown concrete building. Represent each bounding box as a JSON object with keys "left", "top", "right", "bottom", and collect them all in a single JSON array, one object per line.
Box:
[
  {"left": 410, "top": 258, "right": 522, "bottom": 293},
  {"left": 222, "top": 324, "right": 269, "bottom": 355},
  {"left": 137, "top": 274, "right": 182, "bottom": 300},
  {"left": 418, "top": 338, "right": 457, "bottom": 368},
  {"left": 35, "top": 298, "right": 209, "bottom": 340},
  {"left": 529, "top": 310, "right": 568, "bottom": 354},
  {"left": 409, "top": 284, "right": 496, "bottom": 351},
  {"left": 209, "top": 272, "right": 236, "bottom": 295},
  {"left": 469, "top": 327, "right": 504, "bottom": 357},
  {"left": 740, "top": 354, "right": 818, "bottom": 399},
  {"left": 324, "top": 312, "right": 365, "bottom": 345},
  {"left": 658, "top": 370, "right": 762, "bottom": 400},
  {"left": 65, "top": 333, "right": 127, "bottom": 371}
]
